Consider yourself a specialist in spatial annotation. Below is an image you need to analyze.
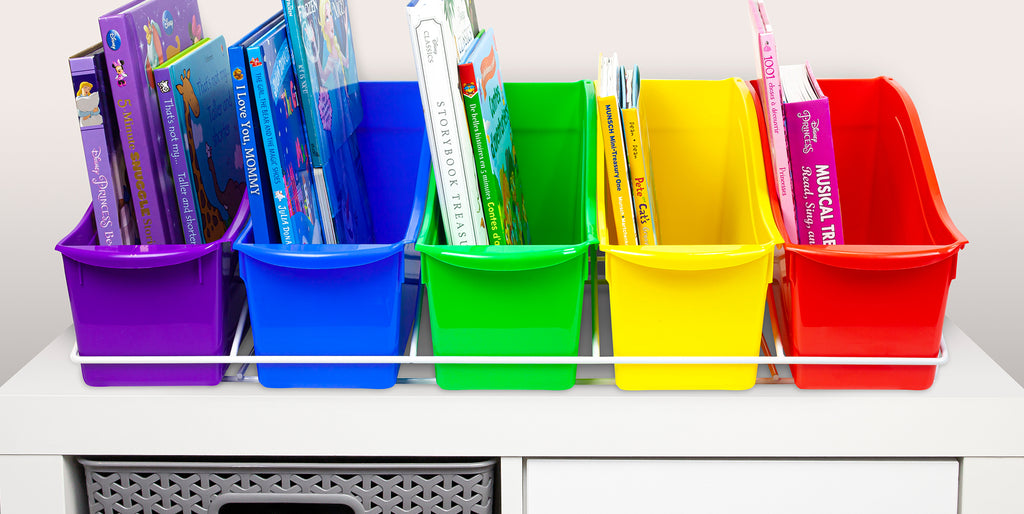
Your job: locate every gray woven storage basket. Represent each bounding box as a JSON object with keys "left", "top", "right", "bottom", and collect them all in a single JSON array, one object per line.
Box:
[{"left": 78, "top": 459, "right": 495, "bottom": 514}]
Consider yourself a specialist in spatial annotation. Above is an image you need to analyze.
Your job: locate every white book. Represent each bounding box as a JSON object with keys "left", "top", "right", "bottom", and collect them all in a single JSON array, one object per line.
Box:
[{"left": 407, "top": 0, "right": 488, "bottom": 245}]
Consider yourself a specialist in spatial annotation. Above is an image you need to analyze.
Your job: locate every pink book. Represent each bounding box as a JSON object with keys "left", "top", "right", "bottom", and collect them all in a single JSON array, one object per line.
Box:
[
  {"left": 749, "top": 0, "right": 798, "bottom": 242},
  {"left": 781, "top": 63, "right": 844, "bottom": 245}
]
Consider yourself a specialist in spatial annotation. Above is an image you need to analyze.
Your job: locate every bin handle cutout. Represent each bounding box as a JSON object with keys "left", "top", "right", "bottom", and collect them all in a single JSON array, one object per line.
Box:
[{"left": 210, "top": 493, "right": 363, "bottom": 514}]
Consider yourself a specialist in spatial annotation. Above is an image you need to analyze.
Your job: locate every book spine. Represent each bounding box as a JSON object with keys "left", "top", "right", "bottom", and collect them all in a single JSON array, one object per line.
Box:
[
  {"left": 229, "top": 44, "right": 277, "bottom": 244},
  {"left": 71, "top": 56, "right": 125, "bottom": 246},
  {"left": 783, "top": 97, "right": 844, "bottom": 245},
  {"left": 459, "top": 62, "right": 505, "bottom": 245},
  {"left": 282, "top": 0, "right": 322, "bottom": 165},
  {"left": 248, "top": 46, "right": 294, "bottom": 244},
  {"left": 99, "top": 14, "right": 182, "bottom": 244},
  {"left": 79, "top": 121, "right": 123, "bottom": 246},
  {"left": 598, "top": 95, "right": 638, "bottom": 246},
  {"left": 407, "top": 2, "right": 487, "bottom": 245},
  {"left": 622, "top": 107, "right": 658, "bottom": 246},
  {"left": 154, "top": 67, "right": 202, "bottom": 244},
  {"left": 756, "top": 30, "right": 799, "bottom": 243}
]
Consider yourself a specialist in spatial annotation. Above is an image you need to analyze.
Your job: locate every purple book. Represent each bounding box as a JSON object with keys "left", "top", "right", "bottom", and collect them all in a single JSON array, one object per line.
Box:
[
  {"left": 69, "top": 43, "right": 138, "bottom": 246},
  {"left": 782, "top": 63, "right": 845, "bottom": 245},
  {"left": 99, "top": 0, "right": 204, "bottom": 244}
]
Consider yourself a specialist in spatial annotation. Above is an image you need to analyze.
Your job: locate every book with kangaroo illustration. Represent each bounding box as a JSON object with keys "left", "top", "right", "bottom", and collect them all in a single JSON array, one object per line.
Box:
[
  {"left": 99, "top": 0, "right": 205, "bottom": 244},
  {"left": 458, "top": 29, "right": 529, "bottom": 245},
  {"left": 230, "top": 12, "right": 285, "bottom": 244},
  {"left": 247, "top": 20, "right": 323, "bottom": 244},
  {"left": 153, "top": 36, "right": 246, "bottom": 244},
  {"left": 69, "top": 43, "right": 138, "bottom": 246},
  {"left": 283, "top": 0, "right": 372, "bottom": 245}
]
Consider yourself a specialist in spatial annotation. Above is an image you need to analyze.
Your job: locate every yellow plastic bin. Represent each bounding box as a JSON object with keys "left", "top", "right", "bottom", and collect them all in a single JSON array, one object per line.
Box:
[{"left": 598, "top": 78, "right": 783, "bottom": 390}]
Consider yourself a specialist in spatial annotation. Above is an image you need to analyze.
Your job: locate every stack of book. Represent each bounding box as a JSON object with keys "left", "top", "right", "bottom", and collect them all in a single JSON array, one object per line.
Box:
[
  {"left": 406, "top": 0, "right": 530, "bottom": 246},
  {"left": 749, "top": 0, "right": 844, "bottom": 245},
  {"left": 596, "top": 53, "right": 659, "bottom": 246},
  {"left": 69, "top": 0, "right": 373, "bottom": 247}
]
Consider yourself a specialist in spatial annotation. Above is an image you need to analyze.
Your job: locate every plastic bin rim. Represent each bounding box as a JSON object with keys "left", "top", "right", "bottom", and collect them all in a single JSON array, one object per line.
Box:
[
  {"left": 55, "top": 195, "right": 250, "bottom": 270},
  {"left": 415, "top": 239, "right": 595, "bottom": 272},
  {"left": 77, "top": 458, "right": 497, "bottom": 474},
  {"left": 599, "top": 242, "right": 776, "bottom": 271},
  {"left": 234, "top": 221, "right": 411, "bottom": 270},
  {"left": 783, "top": 241, "right": 966, "bottom": 271}
]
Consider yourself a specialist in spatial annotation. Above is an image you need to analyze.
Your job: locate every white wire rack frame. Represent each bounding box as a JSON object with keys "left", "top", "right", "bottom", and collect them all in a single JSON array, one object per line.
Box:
[{"left": 68, "top": 249, "right": 950, "bottom": 372}]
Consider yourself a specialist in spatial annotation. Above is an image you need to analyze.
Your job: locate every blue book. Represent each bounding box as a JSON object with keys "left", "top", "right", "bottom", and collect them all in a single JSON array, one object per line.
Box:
[
  {"left": 153, "top": 36, "right": 246, "bottom": 244},
  {"left": 247, "top": 21, "right": 323, "bottom": 244},
  {"left": 282, "top": 0, "right": 372, "bottom": 244},
  {"left": 229, "top": 12, "right": 284, "bottom": 244}
]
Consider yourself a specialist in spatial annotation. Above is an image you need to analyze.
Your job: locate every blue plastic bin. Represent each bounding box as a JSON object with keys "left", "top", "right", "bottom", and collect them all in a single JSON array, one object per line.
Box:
[{"left": 234, "top": 81, "right": 430, "bottom": 388}]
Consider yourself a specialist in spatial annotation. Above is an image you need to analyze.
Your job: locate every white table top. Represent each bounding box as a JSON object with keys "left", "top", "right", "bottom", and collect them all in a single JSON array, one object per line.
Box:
[{"left": 1, "top": 319, "right": 1021, "bottom": 458}]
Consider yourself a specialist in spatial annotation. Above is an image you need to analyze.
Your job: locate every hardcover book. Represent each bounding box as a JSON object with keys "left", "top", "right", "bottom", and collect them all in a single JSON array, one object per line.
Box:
[
  {"left": 749, "top": 0, "right": 798, "bottom": 242},
  {"left": 282, "top": 0, "right": 372, "bottom": 244},
  {"left": 458, "top": 29, "right": 529, "bottom": 245},
  {"left": 407, "top": 0, "right": 488, "bottom": 245},
  {"left": 69, "top": 43, "right": 138, "bottom": 246},
  {"left": 247, "top": 21, "right": 323, "bottom": 244},
  {"left": 781, "top": 63, "right": 844, "bottom": 245},
  {"left": 154, "top": 36, "right": 247, "bottom": 244},
  {"left": 619, "top": 64, "right": 658, "bottom": 246},
  {"left": 597, "top": 53, "right": 638, "bottom": 246},
  {"left": 99, "top": 0, "right": 205, "bottom": 244},
  {"left": 230, "top": 12, "right": 285, "bottom": 244}
]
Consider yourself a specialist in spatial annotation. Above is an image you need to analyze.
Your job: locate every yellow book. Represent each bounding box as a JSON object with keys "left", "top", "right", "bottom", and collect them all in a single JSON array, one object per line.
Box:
[
  {"left": 597, "top": 53, "right": 638, "bottom": 246},
  {"left": 621, "top": 71, "right": 659, "bottom": 245}
]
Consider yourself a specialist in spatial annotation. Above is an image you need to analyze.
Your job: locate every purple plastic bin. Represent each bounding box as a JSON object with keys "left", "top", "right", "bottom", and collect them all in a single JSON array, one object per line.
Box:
[{"left": 55, "top": 196, "right": 249, "bottom": 386}]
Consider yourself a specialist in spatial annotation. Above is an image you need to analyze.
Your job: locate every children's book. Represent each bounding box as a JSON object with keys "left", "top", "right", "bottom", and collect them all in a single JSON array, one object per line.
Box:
[
  {"left": 282, "top": 0, "right": 372, "bottom": 244},
  {"left": 247, "top": 21, "right": 323, "bottom": 245},
  {"left": 458, "top": 29, "right": 529, "bottom": 245},
  {"left": 597, "top": 53, "right": 638, "bottom": 246},
  {"left": 99, "top": 0, "right": 205, "bottom": 244},
  {"left": 407, "top": 0, "right": 488, "bottom": 245},
  {"left": 781, "top": 63, "right": 844, "bottom": 245},
  {"left": 69, "top": 43, "right": 138, "bottom": 246},
  {"left": 619, "top": 64, "right": 658, "bottom": 246},
  {"left": 748, "top": 0, "right": 798, "bottom": 242},
  {"left": 230, "top": 12, "right": 285, "bottom": 244},
  {"left": 154, "top": 36, "right": 246, "bottom": 244}
]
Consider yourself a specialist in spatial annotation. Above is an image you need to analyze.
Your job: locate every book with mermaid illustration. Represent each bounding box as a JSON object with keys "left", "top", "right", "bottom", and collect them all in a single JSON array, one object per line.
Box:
[
  {"left": 153, "top": 36, "right": 246, "bottom": 244},
  {"left": 282, "top": 0, "right": 372, "bottom": 244}
]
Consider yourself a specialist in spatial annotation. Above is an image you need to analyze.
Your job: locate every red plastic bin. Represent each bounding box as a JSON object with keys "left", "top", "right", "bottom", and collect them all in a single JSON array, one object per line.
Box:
[{"left": 753, "top": 77, "right": 968, "bottom": 389}]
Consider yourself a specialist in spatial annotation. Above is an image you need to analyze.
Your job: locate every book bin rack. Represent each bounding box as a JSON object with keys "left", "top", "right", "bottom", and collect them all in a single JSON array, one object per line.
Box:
[{"left": 60, "top": 78, "right": 961, "bottom": 391}]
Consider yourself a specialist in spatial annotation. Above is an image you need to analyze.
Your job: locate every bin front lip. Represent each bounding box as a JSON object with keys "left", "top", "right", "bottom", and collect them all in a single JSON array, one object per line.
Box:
[
  {"left": 233, "top": 222, "right": 410, "bottom": 270},
  {"left": 600, "top": 242, "right": 776, "bottom": 271},
  {"left": 55, "top": 197, "right": 250, "bottom": 270},
  {"left": 415, "top": 239, "right": 595, "bottom": 272},
  {"left": 782, "top": 242, "right": 966, "bottom": 271}
]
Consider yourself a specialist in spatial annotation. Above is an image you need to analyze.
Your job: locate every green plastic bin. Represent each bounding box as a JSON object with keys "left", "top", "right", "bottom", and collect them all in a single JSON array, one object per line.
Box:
[{"left": 416, "top": 81, "right": 597, "bottom": 390}]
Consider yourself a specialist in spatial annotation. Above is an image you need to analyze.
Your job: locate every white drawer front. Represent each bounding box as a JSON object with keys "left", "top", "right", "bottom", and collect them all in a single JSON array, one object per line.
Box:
[{"left": 526, "top": 459, "right": 958, "bottom": 514}]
